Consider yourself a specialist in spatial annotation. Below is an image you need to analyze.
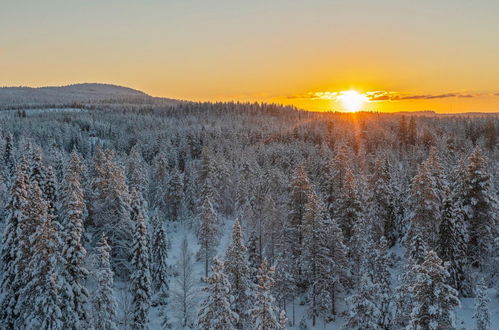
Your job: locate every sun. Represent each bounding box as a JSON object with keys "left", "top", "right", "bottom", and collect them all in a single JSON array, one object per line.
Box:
[{"left": 337, "top": 90, "right": 368, "bottom": 112}]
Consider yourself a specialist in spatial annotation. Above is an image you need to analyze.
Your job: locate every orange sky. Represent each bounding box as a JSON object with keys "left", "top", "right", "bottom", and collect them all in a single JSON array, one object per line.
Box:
[{"left": 1, "top": 0, "right": 499, "bottom": 113}]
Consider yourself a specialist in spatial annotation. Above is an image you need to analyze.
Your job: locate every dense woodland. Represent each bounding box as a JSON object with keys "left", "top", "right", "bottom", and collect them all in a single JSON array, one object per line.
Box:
[{"left": 0, "top": 101, "right": 497, "bottom": 329}]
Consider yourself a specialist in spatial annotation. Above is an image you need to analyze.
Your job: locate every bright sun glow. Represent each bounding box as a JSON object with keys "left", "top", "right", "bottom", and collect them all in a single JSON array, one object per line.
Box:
[{"left": 337, "top": 90, "right": 368, "bottom": 112}]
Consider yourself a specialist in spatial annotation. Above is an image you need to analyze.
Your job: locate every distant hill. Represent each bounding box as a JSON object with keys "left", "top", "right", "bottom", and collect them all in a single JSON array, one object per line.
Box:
[{"left": 0, "top": 83, "right": 180, "bottom": 109}]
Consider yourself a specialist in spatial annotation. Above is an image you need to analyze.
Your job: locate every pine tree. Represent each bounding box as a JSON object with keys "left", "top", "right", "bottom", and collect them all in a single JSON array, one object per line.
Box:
[
  {"left": 406, "top": 160, "right": 441, "bottom": 249},
  {"left": 286, "top": 165, "right": 313, "bottom": 286},
  {"left": 16, "top": 184, "right": 64, "bottom": 329},
  {"left": 248, "top": 232, "right": 261, "bottom": 284},
  {"left": 250, "top": 260, "right": 282, "bottom": 330},
  {"left": 171, "top": 237, "right": 197, "bottom": 328},
  {"left": 365, "top": 237, "right": 393, "bottom": 328},
  {"left": 93, "top": 234, "right": 118, "bottom": 330},
  {"left": 198, "top": 257, "right": 238, "bottom": 330},
  {"left": 473, "top": 282, "right": 490, "bottom": 330},
  {"left": 301, "top": 190, "right": 335, "bottom": 326},
  {"left": 198, "top": 195, "right": 218, "bottom": 278},
  {"left": 369, "top": 154, "right": 397, "bottom": 246},
  {"left": 130, "top": 189, "right": 152, "bottom": 330},
  {"left": 150, "top": 213, "right": 170, "bottom": 306},
  {"left": 165, "top": 167, "right": 184, "bottom": 221},
  {"left": 342, "top": 275, "right": 380, "bottom": 330},
  {"left": 0, "top": 157, "right": 29, "bottom": 328},
  {"left": 224, "top": 218, "right": 252, "bottom": 329},
  {"left": 408, "top": 250, "right": 460, "bottom": 330},
  {"left": 337, "top": 167, "right": 363, "bottom": 240},
  {"left": 437, "top": 196, "right": 472, "bottom": 296},
  {"left": 463, "top": 147, "right": 497, "bottom": 269},
  {"left": 60, "top": 152, "right": 92, "bottom": 329}
]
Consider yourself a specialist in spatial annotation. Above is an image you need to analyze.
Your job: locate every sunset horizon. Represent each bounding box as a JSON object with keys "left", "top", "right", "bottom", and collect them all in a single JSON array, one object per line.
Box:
[{"left": 2, "top": 1, "right": 499, "bottom": 113}]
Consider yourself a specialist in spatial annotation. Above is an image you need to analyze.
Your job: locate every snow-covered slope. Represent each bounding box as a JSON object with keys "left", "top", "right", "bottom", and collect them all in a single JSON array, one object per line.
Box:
[{"left": 0, "top": 83, "right": 179, "bottom": 108}]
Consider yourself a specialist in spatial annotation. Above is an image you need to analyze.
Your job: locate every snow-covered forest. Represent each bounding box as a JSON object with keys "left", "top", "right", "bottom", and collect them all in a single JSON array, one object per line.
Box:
[{"left": 0, "top": 94, "right": 497, "bottom": 329}]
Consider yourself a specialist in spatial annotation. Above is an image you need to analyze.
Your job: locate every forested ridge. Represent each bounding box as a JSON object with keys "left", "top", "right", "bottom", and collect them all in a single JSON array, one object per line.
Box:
[{"left": 0, "top": 102, "right": 497, "bottom": 329}]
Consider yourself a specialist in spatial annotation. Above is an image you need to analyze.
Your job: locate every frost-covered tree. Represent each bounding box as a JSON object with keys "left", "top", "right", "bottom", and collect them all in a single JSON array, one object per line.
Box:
[
  {"left": 224, "top": 218, "right": 252, "bottom": 329},
  {"left": 250, "top": 260, "right": 282, "bottom": 330},
  {"left": 301, "top": 190, "right": 334, "bottom": 326},
  {"left": 198, "top": 196, "right": 218, "bottom": 278},
  {"left": 198, "top": 257, "right": 238, "bottom": 330},
  {"left": 463, "top": 147, "right": 497, "bottom": 269},
  {"left": 150, "top": 212, "right": 170, "bottom": 307},
  {"left": 60, "top": 151, "right": 92, "bottom": 329},
  {"left": 473, "top": 282, "right": 490, "bottom": 330},
  {"left": 437, "top": 195, "right": 472, "bottom": 296},
  {"left": 16, "top": 184, "right": 64, "bottom": 329},
  {"left": 130, "top": 189, "right": 151, "bottom": 330},
  {"left": 408, "top": 250, "right": 460, "bottom": 330},
  {"left": 342, "top": 275, "right": 380, "bottom": 330},
  {"left": 93, "top": 234, "right": 118, "bottom": 330},
  {"left": 286, "top": 165, "right": 313, "bottom": 285},
  {"left": 369, "top": 154, "right": 397, "bottom": 246},
  {"left": 337, "top": 167, "right": 363, "bottom": 240},
  {"left": 165, "top": 167, "right": 184, "bottom": 221},
  {"left": 0, "top": 157, "right": 29, "bottom": 328},
  {"left": 406, "top": 159, "right": 441, "bottom": 249},
  {"left": 171, "top": 237, "right": 197, "bottom": 328}
]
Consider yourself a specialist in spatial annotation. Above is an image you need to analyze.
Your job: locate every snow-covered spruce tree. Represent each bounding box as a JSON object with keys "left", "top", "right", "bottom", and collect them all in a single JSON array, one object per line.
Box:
[
  {"left": 300, "top": 190, "right": 334, "bottom": 326},
  {"left": 0, "top": 157, "right": 29, "bottom": 328},
  {"left": 473, "top": 281, "right": 490, "bottom": 330},
  {"left": 369, "top": 154, "right": 397, "bottom": 246},
  {"left": 93, "top": 234, "right": 118, "bottom": 330},
  {"left": 342, "top": 274, "right": 380, "bottom": 330},
  {"left": 248, "top": 231, "right": 261, "bottom": 284},
  {"left": 130, "top": 188, "right": 152, "bottom": 330},
  {"left": 250, "top": 260, "right": 283, "bottom": 330},
  {"left": 273, "top": 249, "right": 298, "bottom": 326},
  {"left": 165, "top": 167, "right": 184, "bottom": 221},
  {"left": 198, "top": 195, "right": 218, "bottom": 278},
  {"left": 324, "top": 211, "right": 350, "bottom": 317},
  {"left": 150, "top": 212, "right": 170, "bottom": 307},
  {"left": 127, "top": 145, "right": 148, "bottom": 195},
  {"left": 408, "top": 250, "right": 460, "bottom": 330},
  {"left": 286, "top": 165, "right": 313, "bottom": 286},
  {"left": 59, "top": 151, "right": 92, "bottom": 329},
  {"left": 224, "top": 218, "right": 252, "bottom": 329},
  {"left": 198, "top": 257, "right": 238, "bottom": 330},
  {"left": 320, "top": 144, "right": 349, "bottom": 222},
  {"left": 463, "top": 147, "right": 497, "bottom": 269},
  {"left": 29, "top": 146, "right": 46, "bottom": 188},
  {"left": 16, "top": 183, "right": 64, "bottom": 329},
  {"left": 171, "top": 237, "right": 197, "bottom": 328},
  {"left": 89, "top": 147, "right": 133, "bottom": 275},
  {"left": 336, "top": 167, "right": 363, "bottom": 240},
  {"left": 405, "top": 159, "right": 442, "bottom": 249},
  {"left": 365, "top": 237, "right": 393, "bottom": 328},
  {"left": 437, "top": 195, "right": 472, "bottom": 296}
]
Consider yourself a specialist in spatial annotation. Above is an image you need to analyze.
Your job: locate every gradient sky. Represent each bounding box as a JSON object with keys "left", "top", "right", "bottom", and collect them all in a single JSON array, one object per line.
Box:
[{"left": 2, "top": 0, "right": 499, "bottom": 112}]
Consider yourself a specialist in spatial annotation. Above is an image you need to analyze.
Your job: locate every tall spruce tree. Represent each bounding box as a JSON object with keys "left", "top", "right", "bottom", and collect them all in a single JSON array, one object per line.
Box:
[
  {"left": 198, "top": 257, "right": 238, "bottom": 330},
  {"left": 408, "top": 250, "right": 460, "bottom": 330},
  {"left": 16, "top": 184, "right": 63, "bottom": 329},
  {"left": 130, "top": 189, "right": 152, "bottom": 330},
  {"left": 93, "top": 234, "right": 118, "bottom": 330},
  {"left": 224, "top": 218, "right": 252, "bottom": 329},
  {"left": 0, "top": 157, "right": 29, "bottom": 328},
  {"left": 437, "top": 195, "right": 472, "bottom": 296},
  {"left": 250, "top": 260, "right": 283, "bottom": 330},
  {"left": 463, "top": 147, "right": 497, "bottom": 269},
  {"left": 150, "top": 212, "right": 170, "bottom": 306},
  {"left": 60, "top": 151, "right": 92, "bottom": 329},
  {"left": 198, "top": 195, "right": 218, "bottom": 278}
]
